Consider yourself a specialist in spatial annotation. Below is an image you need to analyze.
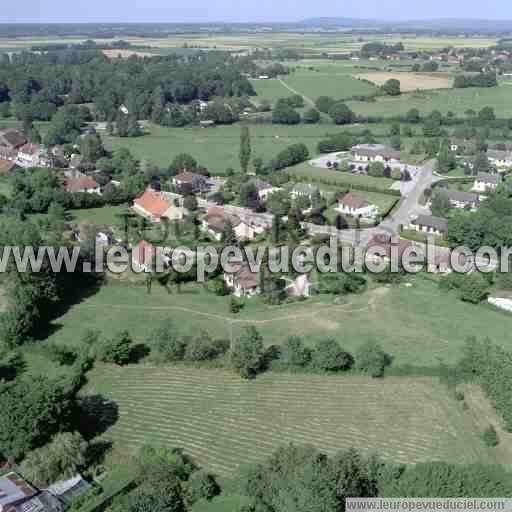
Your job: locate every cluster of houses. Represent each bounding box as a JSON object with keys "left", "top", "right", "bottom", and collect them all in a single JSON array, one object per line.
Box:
[
  {"left": 0, "top": 129, "right": 49, "bottom": 171},
  {"left": 0, "top": 471, "right": 90, "bottom": 512}
]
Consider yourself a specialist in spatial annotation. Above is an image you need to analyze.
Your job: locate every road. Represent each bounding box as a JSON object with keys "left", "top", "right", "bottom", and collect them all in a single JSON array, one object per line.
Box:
[{"left": 278, "top": 79, "right": 316, "bottom": 108}]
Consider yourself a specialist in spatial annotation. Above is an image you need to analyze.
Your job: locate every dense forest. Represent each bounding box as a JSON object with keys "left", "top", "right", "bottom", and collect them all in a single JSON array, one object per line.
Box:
[{"left": 0, "top": 50, "right": 256, "bottom": 128}]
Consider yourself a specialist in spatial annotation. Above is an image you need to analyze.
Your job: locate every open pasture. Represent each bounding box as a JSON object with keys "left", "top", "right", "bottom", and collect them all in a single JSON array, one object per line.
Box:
[
  {"left": 83, "top": 366, "right": 491, "bottom": 476},
  {"left": 348, "top": 83, "right": 512, "bottom": 117},
  {"left": 354, "top": 72, "right": 454, "bottom": 92},
  {"left": 40, "top": 277, "right": 512, "bottom": 369}
]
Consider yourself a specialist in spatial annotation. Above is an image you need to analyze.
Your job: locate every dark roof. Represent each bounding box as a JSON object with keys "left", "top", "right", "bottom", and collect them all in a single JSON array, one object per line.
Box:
[
  {"left": 365, "top": 233, "right": 419, "bottom": 260},
  {"left": 0, "top": 129, "right": 27, "bottom": 150},
  {"left": 174, "top": 171, "right": 206, "bottom": 185},
  {"left": 487, "top": 149, "right": 512, "bottom": 160},
  {"left": 444, "top": 189, "right": 479, "bottom": 204},
  {"left": 230, "top": 262, "right": 259, "bottom": 289},
  {"left": 65, "top": 176, "right": 99, "bottom": 193},
  {"left": 351, "top": 144, "right": 400, "bottom": 160},
  {"left": 413, "top": 215, "right": 448, "bottom": 232},
  {"left": 475, "top": 173, "right": 499, "bottom": 184}
]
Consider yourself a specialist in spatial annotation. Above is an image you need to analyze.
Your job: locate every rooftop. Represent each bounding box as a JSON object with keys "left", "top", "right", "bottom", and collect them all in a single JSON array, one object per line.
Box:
[
  {"left": 413, "top": 215, "right": 449, "bottom": 232},
  {"left": 338, "top": 192, "right": 370, "bottom": 210},
  {"left": 134, "top": 190, "right": 171, "bottom": 217}
]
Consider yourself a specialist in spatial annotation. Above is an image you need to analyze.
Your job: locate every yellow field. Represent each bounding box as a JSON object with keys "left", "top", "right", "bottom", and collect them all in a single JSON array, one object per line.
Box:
[{"left": 354, "top": 72, "right": 454, "bottom": 91}]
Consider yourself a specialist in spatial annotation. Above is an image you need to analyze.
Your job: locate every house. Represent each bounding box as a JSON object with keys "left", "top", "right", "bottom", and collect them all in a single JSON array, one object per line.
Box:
[
  {"left": 249, "top": 179, "right": 281, "bottom": 200},
  {"left": 0, "top": 129, "right": 26, "bottom": 161},
  {"left": 224, "top": 262, "right": 260, "bottom": 297},
  {"left": 410, "top": 215, "right": 448, "bottom": 237},
  {"left": 132, "top": 239, "right": 155, "bottom": 272},
  {"left": 163, "top": 204, "right": 187, "bottom": 221},
  {"left": 351, "top": 144, "right": 400, "bottom": 163},
  {"left": 16, "top": 143, "right": 48, "bottom": 168},
  {"left": 472, "top": 173, "right": 500, "bottom": 193},
  {"left": 199, "top": 120, "right": 215, "bottom": 128},
  {"left": 173, "top": 171, "right": 209, "bottom": 194},
  {"left": 0, "top": 471, "right": 86, "bottom": 512},
  {"left": 201, "top": 207, "right": 263, "bottom": 242},
  {"left": 336, "top": 193, "right": 378, "bottom": 219},
  {"left": 444, "top": 189, "right": 480, "bottom": 210},
  {"left": 365, "top": 233, "right": 422, "bottom": 266},
  {"left": 133, "top": 190, "right": 171, "bottom": 222},
  {"left": 290, "top": 183, "right": 319, "bottom": 200},
  {"left": 487, "top": 149, "right": 512, "bottom": 168},
  {"left": 65, "top": 176, "right": 101, "bottom": 195}
]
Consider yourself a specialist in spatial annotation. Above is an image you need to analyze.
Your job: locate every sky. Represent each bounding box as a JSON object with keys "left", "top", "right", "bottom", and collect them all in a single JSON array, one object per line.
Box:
[{"left": 1, "top": 0, "right": 511, "bottom": 24}]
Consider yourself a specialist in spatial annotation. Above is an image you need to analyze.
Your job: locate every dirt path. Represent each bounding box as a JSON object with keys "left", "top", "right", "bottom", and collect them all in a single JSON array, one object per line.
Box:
[
  {"left": 278, "top": 78, "right": 316, "bottom": 108},
  {"left": 80, "top": 301, "right": 369, "bottom": 326}
]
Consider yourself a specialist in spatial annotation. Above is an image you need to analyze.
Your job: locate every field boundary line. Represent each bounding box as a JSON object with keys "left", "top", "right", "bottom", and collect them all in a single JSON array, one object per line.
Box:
[{"left": 278, "top": 78, "right": 316, "bottom": 107}]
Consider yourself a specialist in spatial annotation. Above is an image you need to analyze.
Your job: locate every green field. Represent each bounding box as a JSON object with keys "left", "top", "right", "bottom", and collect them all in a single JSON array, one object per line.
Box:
[
  {"left": 348, "top": 83, "right": 512, "bottom": 117},
  {"left": 37, "top": 276, "right": 512, "bottom": 369},
  {"left": 83, "top": 365, "right": 492, "bottom": 476},
  {"left": 281, "top": 69, "right": 378, "bottom": 101},
  {"left": 103, "top": 123, "right": 332, "bottom": 173},
  {"left": 288, "top": 162, "right": 395, "bottom": 192}
]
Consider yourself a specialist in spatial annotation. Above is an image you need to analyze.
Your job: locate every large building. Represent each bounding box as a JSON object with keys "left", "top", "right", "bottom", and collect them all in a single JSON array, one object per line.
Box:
[{"left": 351, "top": 144, "right": 400, "bottom": 163}]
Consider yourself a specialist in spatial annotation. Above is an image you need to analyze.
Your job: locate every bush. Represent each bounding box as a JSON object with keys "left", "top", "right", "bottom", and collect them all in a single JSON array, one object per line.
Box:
[
  {"left": 311, "top": 339, "right": 354, "bottom": 372},
  {"left": 281, "top": 336, "right": 312, "bottom": 368},
  {"left": 184, "top": 333, "right": 229, "bottom": 362},
  {"left": 98, "top": 331, "right": 133, "bottom": 365},
  {"left": 459, "top": 273, "right": 488, "bottom": 304},
  {"left": 355, "top": 340, "right": 389, "bottom": 378},
  {"left": 483, "top": 426, "right": 499, "bottom": 447},
  {"left": 147, "top": 319, "right": 187, "bottom": 362},
  {"left": 231, "top": 326, "right": 265, "bottom": 379},
  {"left": 186, "top": 470, "right": 220, "bottom": 504}
]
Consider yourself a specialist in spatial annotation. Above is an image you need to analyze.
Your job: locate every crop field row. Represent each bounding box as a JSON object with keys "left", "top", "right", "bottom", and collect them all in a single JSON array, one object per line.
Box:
[{"left": 84, "top": 366, "right": 491, "bottom": 475}]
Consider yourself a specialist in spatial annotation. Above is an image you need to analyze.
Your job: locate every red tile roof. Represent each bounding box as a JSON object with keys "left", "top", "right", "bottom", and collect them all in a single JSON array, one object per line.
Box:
[
  {"left": 338, "top": 193, "right": 369, "bottom": 210},
  {"left": 65, "top": 176, "right": 99, "bottom": 193},
  {"left": 134, "top": 191, "right": 170, "bottom": 218}
]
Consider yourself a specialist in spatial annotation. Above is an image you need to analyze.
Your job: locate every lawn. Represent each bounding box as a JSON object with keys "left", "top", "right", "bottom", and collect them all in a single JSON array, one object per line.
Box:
[
  {"left": 67, "top": 206, "right": 125, "bottom": 226},
  {"left": 354, "top": 72, "right": 454, "bottom": 92},
  {"left": 250, "top": 78, "right": 291, "bottom": 103},
  {"left": 82, "top": 365, "right": 492, "bottom": 476},
  {"left": 288, "top": 162, "right": 395, "bottom": 192},
  {"left": 348, "top": 83, "right": 512, "bottom": 117},
  {"left": 103, "top": 123, "right": 332, "bottom": 174}
]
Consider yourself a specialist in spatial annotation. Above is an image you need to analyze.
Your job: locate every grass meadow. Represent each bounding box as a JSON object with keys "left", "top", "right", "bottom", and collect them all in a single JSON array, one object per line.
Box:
[
  {"left": 348, "top": 82, "right": 512, "bottom": 117},
  {"left": 37, "top": 276, "right": 512, "bottom": 369},
  {"left": 83, "top": 365, "right": 492, "bottom": 475}
]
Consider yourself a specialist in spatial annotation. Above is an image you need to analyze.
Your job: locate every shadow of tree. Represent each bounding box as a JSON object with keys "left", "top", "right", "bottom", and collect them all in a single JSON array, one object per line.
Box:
[{"left": 75, "top": 394, "right": 119, "bottom": 441}]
